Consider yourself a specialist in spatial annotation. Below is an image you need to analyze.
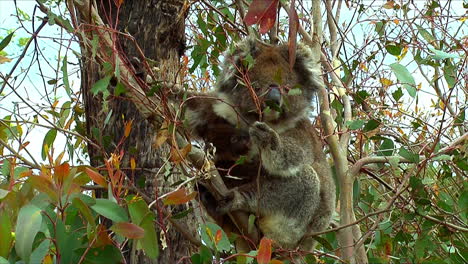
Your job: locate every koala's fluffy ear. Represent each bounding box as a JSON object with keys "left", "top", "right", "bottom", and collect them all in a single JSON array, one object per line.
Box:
[
  {"left": 294, "top": 43, "right": 325, "bottom": 94},
  {"left": 217, "top": 36, "right": 261, "bottom": 93}
]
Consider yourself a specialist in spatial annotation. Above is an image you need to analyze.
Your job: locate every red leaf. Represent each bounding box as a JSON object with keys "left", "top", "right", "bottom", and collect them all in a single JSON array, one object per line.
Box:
[
  {"left": 257, "top": 237, "right": 272, "bottom": 264},
  {"left": 55, "top": 162, "right": 70, "bottom": 185},
  {"left": 163, "top": 188, "right": 198, "bottom": 205},
  {"left": 95, "top": 224, "right": 113, "bottom": 247},
  {"left": 111, "top": 222, "right": 145, "bottom": 239},
  {"left": 244, "top": 0, "right": 279, "bottom": 34},
  {"left": 85, "top": 167, "right": 107, "bottom": 188}
]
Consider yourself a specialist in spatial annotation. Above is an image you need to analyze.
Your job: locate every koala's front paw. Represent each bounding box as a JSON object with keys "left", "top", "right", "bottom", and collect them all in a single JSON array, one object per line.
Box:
[
  {"left": 216, "top": 192, "right": 235, "bottom": 215},
  {"left": 249, "top": 121, "right": 280, "bottom": 150}
]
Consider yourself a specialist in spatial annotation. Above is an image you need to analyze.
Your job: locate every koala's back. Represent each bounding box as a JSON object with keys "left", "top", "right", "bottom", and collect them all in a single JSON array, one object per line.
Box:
[{"left": 257, "top": 118, "right": 335, "bottom": 249}]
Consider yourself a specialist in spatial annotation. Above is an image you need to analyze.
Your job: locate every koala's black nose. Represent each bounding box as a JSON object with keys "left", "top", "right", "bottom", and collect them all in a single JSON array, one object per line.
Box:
[{"left": 266, "top": 84, "right": 281, "bottom": 105}]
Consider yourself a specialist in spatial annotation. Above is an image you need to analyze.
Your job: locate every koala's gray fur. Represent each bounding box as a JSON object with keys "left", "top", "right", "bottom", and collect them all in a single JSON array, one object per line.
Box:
[{"left": 178, "top": 37, "right": 336, "bottom": 251}]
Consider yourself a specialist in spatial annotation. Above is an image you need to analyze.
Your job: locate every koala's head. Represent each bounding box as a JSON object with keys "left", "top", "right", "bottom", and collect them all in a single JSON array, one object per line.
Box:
[{"left": 213, "top": 37, "right": 323, "bottom": 131}]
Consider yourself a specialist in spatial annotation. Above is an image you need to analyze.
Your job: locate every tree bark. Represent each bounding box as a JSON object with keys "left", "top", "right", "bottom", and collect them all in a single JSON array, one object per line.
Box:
[{"left": 79, "top": 0, "right": 195, "bottom": 263}]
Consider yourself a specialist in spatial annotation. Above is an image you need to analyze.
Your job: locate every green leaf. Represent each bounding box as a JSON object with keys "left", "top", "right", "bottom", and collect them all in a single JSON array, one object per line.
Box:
[
  {"left": 392, "top": 87, "right": 403, "bottom": 101},
  {"left": 197, "top": 14, "right": 208, "bottom": 36},
  {"left": 18, "top": 37, "right": 29, "bottom": 47},
  {"left": 374, "top": 21, "right": 385, "bottom": 37},
  {"left": 415, "top": 236, "right": 430, "bottom": 259},
  {"left": 91, "top": 199, "right": 129, "bottom": 223},
  {"left": 75, "top": 245, "right": 122, "bottom": 263},
  {"left": 15, "top": 204, "right": 43, "bottom": 262},
  {"left": 199, "top": 222, "right": 230, "bottom": 252},
  {"left": 61, "top": 56, "right": 71, "bottom": 96},
  {"left": 72, "top": 197, "right": 96, "bottom": 228},
  {"left": 346, "top": 119, "right": 365, "bottom": 130},
  {"left": 399, "top": 147, "right": 419, "bottom": 163},
  {"left": 171, "top": 208, "right": 193, "bottom": 219},
  {"left": 432, "top": 154, "right": 451, "bottom": 161},
  {"left": 429, "top": 47, "right": 459, "bottom": 60},
  {"left": 378, "top": 138, "right": 395, "bottom": 156},
  {"left": 0, "top": 257, "right": 8, "bottom": 264},
  {"left": 29, "top": 239, "right": 50, "bottom": 264},
  {"left": 458, "top": 191, "right": 468, "bottom": 220},
  {"left": 90, "top": 75, "right": 112, "bottom": 97},
  {"left": 390, "top": 63, "right": 416, "bottom": 97},
  {"left": 354, "top": 90, "right": 370, "bottom": 104},
  {"left": 248, "top": 214, "right": 256, "bottom": 235},
  {"left": 416, "top": 25, "right": 436, "bottom": 45},
  {"left": 139, "top": 214, "right": 159, "bottom": 259},
  {"left": 114, "top": 82, "right": 127, "bottom": 96},
  {"left": 314, "top": 236, "right": 333, "bottom": 251},
  {"left": 41, "top": 129, "right": 57, "bottom": 161},
  {"left": 0, "top": 32, "right": 14, "bottom": 52},
  {"left": 443, "top": 60, "right": 456, "bottom": 89},
  {"left": 385, "top": 44, "right": 402, "bottom": 56},
  {"left": 0, "top": 210, "right": 12, "bottom": 258},
  {"left": 363, "top": 119, "right": 380, "bottom": 132},
  {"left": 58, "top": 101, "right": 72, "bottom": 127},
  {"left": 127, "top": 196, "right": 149, "bottom": 225}
]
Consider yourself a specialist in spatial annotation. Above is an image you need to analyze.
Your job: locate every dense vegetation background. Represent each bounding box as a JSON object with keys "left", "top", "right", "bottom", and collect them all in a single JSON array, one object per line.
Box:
[{"left": 0, "top": 0, "right": 466, "bottom": 263}]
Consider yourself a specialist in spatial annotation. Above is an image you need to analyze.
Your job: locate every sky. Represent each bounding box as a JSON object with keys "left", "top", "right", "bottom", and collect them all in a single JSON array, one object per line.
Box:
[{"left": 0, "top": 0, "right": 82, "bottom": 166}]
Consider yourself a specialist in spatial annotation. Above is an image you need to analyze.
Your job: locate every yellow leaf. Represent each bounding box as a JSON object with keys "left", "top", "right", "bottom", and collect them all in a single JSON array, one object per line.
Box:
[
  {"left": 19, "top": 169, "right": 33, "bottom": 178},
  {"left": 64, "top": 117, "right": 74, "bottom": 129},
  {"left": 55, "top": 151, "right": 65, "bottom": 166},
  {"left": 43, "top": 255, "right": 53, "bottom": 264},
  {"left": 439, "top": 100, "right": 445, "bottom": 109},
  {"left": 0, "top": 55, "right": 12, "bottom": 64},
  {"left": 153, "top": 129, "right": 169, "bottom": 148},
  {"left": 393, "top": 19, "right": 400, "bottom": 24},
  {"left": 124, "top": 120, "right": 133, "bottom": 137},
  {"left": 379, "top": 78, "right": 393, "bottom": 87},
  {"left": 359, "top": 62, "right": 368, "bottom": 72},
  {"left": 170, "top": 144, "right": 192, "bottom": 164},
  {"left": 130, "top": 157, "right": 136, "bottom": 170},
  {"left": 397, "top": 46, "right": 408, "bottom": 61},
  {"left": 270, "top": 260, "right": 284, "bottom": 264},
  {"left": 383, "top": 0, "right": 395, "bottom": 9}
]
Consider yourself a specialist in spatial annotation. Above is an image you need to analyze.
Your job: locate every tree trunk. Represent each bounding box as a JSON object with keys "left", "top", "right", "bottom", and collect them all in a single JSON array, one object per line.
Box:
[{"left": 80, "top": 0, "right": 196, "bottom": 263}]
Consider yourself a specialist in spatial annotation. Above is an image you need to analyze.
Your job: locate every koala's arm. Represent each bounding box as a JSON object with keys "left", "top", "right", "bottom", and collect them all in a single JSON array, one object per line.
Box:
[
  {"left": 249, "top": 121, "right": 312, "bottom": 176},
  {"left": 217, "top": 182, "right": 259, "bottom": 215}
]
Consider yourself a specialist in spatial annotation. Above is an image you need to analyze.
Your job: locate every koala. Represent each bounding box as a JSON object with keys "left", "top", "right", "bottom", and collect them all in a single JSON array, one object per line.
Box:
[{"left": 176, "top": 38, "right": 335, "bottom": 251}]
